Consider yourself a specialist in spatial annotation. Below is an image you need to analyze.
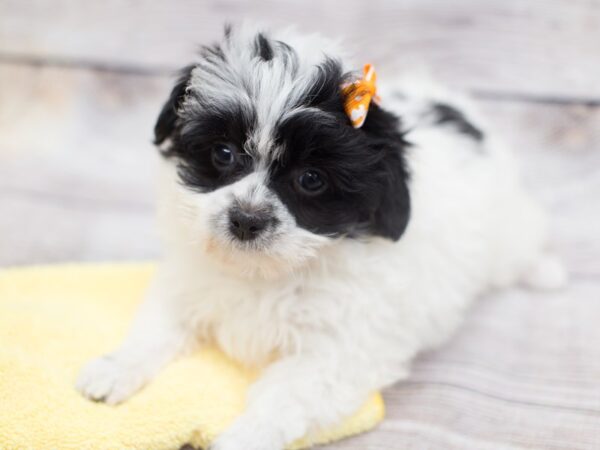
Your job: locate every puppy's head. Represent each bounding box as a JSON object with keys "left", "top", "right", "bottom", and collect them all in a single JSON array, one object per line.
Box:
[{"left": 154, "top": 26, "right": 410, "bottom": 277}]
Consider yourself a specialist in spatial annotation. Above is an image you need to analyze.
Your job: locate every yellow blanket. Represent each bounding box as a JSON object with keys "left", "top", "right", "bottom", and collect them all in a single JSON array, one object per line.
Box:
[{"left": 0, "top": 263, "right": 384, "bottom": 450}]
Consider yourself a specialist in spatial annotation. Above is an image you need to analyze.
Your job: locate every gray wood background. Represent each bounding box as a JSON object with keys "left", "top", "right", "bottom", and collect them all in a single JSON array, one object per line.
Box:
[{"left": 1, "top": 1, "right": 599, "bottom": 449}]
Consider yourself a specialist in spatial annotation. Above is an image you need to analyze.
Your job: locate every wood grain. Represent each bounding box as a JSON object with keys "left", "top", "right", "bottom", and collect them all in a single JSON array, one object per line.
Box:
[
  {"left": 1, "top": 0, "right": 599, "bottom": 99},
  {"left": 0, "top": 65, "right": 163, "bottom": 265}
]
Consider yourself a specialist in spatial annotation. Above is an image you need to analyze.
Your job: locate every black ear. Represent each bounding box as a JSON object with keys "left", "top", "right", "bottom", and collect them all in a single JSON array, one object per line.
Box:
[
  {"left": 153, "top": 65, "right": 195, "bottom": 147},
  {"left": 371, "top": 154, "right": 411, "bottom": 241},
  {"left": 363, "top": 104, "right": 412, "bottom": 241}
]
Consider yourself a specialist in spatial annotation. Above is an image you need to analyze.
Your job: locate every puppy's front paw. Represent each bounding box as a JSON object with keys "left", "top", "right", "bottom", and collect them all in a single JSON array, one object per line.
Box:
[{"left": 75, "top": 355, "right": 149, "bottom": 405}]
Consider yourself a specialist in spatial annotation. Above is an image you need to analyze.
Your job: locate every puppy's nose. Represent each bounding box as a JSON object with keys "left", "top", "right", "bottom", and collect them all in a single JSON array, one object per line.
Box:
[{"left": 228, "top": 207, "right": 272, "bottom": 241}]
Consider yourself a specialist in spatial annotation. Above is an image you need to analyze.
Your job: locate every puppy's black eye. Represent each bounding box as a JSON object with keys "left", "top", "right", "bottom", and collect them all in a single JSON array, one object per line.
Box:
[
  {"left": 212, "top": 144, "right": 236, "bottom": 168},
  {"left": 297, "top": 170, "right": 326, "bottom": 194}
]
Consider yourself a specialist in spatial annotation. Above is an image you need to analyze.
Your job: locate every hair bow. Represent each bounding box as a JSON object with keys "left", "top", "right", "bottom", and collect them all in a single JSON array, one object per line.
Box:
[{"left": 341, "top": 64, "right": 380, "bottom": 129}]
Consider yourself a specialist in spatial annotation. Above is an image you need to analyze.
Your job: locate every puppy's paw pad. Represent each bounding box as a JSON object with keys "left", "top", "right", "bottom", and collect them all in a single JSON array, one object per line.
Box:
[{"left": 75, "top": 356, "right": 146, "bottom": 404}]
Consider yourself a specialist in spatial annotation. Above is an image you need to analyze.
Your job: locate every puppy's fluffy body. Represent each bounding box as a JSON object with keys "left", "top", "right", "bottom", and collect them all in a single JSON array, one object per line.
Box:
[{"left": 77, "top": 25, "right": 563, "bottom": 450}]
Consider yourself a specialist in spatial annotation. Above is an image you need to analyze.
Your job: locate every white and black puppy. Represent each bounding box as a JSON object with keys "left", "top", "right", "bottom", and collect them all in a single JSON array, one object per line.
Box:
[{"left": 77, "top": 24, "right": 565, "bottom": 450}]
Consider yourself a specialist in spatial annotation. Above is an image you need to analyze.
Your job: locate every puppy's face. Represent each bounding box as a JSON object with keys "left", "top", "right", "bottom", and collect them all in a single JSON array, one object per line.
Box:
[{"left": 154, "top": 27, "right": 410, "bottom": 277}]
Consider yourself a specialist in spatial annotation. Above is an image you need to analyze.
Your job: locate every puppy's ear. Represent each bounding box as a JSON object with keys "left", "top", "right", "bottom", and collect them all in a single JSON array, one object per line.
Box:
[
  {"left": 364, "top": 105, "right": 411, "bottom": 241},
  {"left": 370, "top": 156, "right": 411, "bottom": 241},
  {"left": 154, "top": 65, "right": 195, "bottom": 148}
]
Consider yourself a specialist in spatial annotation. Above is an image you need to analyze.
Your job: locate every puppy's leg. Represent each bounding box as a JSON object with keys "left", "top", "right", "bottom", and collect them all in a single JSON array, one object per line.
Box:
[
  {"left": 76, "top": 266, "right": 192, "bottom": 404},
  {"left": 210, "top": 353, "right": 394, "bottom": 450}
]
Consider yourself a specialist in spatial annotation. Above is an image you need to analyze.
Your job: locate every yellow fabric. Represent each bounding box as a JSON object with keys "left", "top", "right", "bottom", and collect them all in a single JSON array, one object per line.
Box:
[
  {"left": 0, "top": 263, "right": 384, "bottom": 450},
  {"left": 341, "top": 64, "right": 380, "bottom": 128}
]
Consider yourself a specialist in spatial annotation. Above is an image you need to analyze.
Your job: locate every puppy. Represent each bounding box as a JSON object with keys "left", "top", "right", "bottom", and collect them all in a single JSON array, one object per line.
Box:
[{"left": 76, "top": 24, "right": 565, "bottom": 450}]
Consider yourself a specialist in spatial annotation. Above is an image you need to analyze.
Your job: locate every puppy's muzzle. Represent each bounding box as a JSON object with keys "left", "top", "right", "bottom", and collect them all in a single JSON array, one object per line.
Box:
[{"left": 228, "top": 205, "right": 276, "bottom": 242}]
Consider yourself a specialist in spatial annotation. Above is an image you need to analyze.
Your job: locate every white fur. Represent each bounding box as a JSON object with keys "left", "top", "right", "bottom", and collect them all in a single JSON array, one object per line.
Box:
[{"left": 76, "top": 26, "right": 564, "bottom": 450}]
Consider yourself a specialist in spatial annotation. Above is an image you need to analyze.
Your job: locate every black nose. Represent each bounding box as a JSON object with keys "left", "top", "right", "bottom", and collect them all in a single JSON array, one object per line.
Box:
[{"left": 229, "top": 207, "right": 272, "bottom": 241}]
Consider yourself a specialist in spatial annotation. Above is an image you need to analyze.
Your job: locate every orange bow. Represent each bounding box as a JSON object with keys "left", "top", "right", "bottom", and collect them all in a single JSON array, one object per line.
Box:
[{"left": 341, "top": 64, "right": 380, "bottom": 128}]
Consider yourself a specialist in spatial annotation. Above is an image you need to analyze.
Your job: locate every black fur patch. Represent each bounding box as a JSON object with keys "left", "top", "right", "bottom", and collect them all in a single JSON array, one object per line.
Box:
[
  {"left": 298, "top": 57, "right": 344, "bottom": 108},
  {"left": 153, "top": 65, "right": 195, "bottom": 149},
  {"left": 153, "top": 59, "right": 256, "bottom": 192},
  {"left": 270, "top": 59, "right": 411, "bottom": 241},
  {"left": 167, "top": 102, "right": 256, "bottom": 192},
  {"left": 255, "top": 33, "right": 274, "bottom": 61},
  {"left": 432, "top": 102, "right": 484, "bottom": 141}
]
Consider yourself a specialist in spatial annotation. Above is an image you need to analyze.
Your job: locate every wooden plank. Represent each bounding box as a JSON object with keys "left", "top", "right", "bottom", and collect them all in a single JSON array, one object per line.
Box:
[
  {"left": 0, "top": 0, "right": 599, "bottom": 99},
  {"left": 0, "top": 64, "right": 166, "bottom": 207},
  {"left": 0, "top": 195, "right": 158, "bottom": 265},
  {"left": 0, "top": 64, "right": 165, "bottom": 265}
]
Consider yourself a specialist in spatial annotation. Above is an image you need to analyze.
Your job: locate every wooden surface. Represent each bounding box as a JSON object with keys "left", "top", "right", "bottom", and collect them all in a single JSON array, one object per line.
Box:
[
  {"left": 1, "top": 0, "right": 600, "bottom": 99},
  {"left": 1, "top": 1, "right": 599, "bottom": 449}
]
